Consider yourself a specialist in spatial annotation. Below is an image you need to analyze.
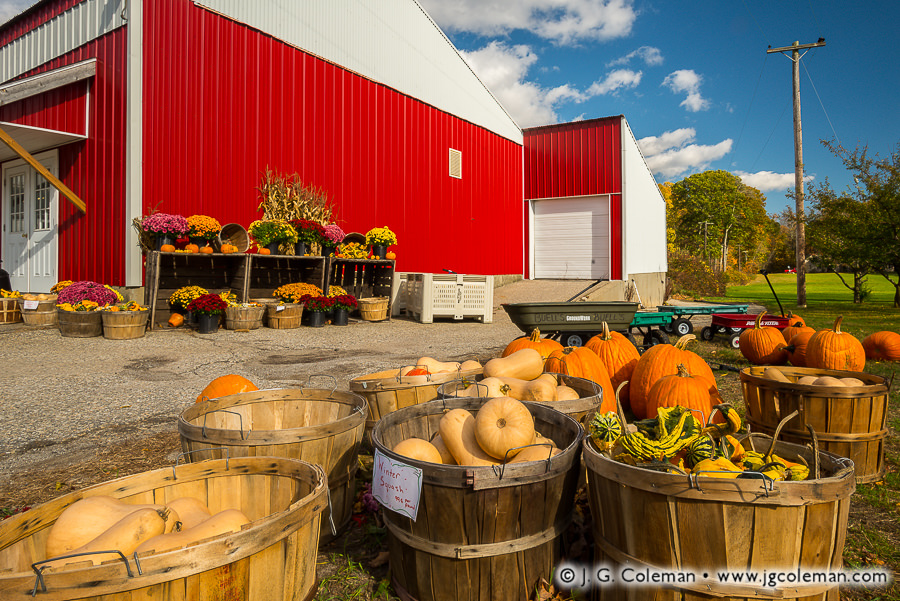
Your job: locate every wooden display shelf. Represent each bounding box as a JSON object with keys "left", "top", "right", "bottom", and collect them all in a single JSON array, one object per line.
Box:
[
  {"left": 325, "top": 257, "right": 395, "bottom": 320},
  {"left": 144, "top": 251, "right": 326, "bottom": 329}
]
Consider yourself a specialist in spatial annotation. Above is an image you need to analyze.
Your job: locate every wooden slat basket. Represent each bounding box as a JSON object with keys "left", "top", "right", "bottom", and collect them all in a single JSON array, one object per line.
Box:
[
  {"left": 350, "top": 365, "right": 483, "bottom": 433},
  {"left": 18, "top": 297, "right": 58, "bottom": 326},
  {"left": 225, "top": 304, "right": 265, "bottom": 330},
  {"left": 178, "top": 380, "right": 367, "bottom": 541},
  {"left": 372, "top": 397, "right": 584, "bottom": 601},
  {"left": 101, "top": 310, "right": 149, "bottom": 339},
  {"left": 358, "top": 296, "right": 389, "bottom": 321},
  {"left": 57, "top": 309, "right": 103, "bottom": 338},
  {"left": 0, "top": 456, "right": 327, "bottom": 601},
  {"left": 741, "top": 366, "right": 889, "bottom": 483},
  {"left": 0, "top": 297, "right": 22, "bottom": 324},
  {"left": 266, "top": 302, "right": 303, "bottom": 329},
  {"left": 583, "top": 432, "right": 855, "bottom": 601}
]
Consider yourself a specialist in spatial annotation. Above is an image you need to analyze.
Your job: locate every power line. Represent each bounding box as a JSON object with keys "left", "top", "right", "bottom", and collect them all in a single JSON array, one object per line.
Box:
[
  {"left": 802, "top": 59, "right": 841, "bottom": 147},
  {"left": 732, "top": 54, "right": 769, "bottom": 160}
]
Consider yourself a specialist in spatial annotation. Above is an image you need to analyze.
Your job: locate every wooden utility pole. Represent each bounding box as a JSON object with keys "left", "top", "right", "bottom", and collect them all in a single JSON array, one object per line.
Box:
[{"left": 767, "top": 38, "right": 825, "bottom": 308}]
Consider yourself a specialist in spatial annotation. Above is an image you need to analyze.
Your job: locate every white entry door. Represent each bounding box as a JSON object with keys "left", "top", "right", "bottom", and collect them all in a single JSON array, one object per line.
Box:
[
  {"left": 532, "top": 195, "right": 610, "bottom": 279},
  {"left": 2, "top": 152, "right": 59, "bottom": 293}
]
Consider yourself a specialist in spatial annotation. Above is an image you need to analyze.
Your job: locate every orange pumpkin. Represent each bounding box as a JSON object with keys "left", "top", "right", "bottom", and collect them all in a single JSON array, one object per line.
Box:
[
  {"left": 184, "top": 243, "right": 200, "bottom": 253},
  {"left": 386, "top": 251, "right": 397, "bottom": 260},
  {"left": 195, "top": 374, "right": 258, "bottom": 403},
  {"left": 168, "top": 313, "right": 185, "bottom": 328},
  {"left": 629, "top": 334, "right": 717, "bottom": 420},
  {"left": 258, "top": 248, "right": 271, "bottom": 255},
  {"left": 585, "top": 322, "right": 640, "bottom": 409},
  {"left": 645, "top": 364, "right": 714, "bottom": 423},
  {"left": 502, "top": 328, "right": 564, "bottom": 362},
  {"left": 782, "top": 322, "right": 815, "bottom": 344},
  {"left": 785, "top": 329, "right": 816, "bottom": 367},
  {"left": 806, "top": 316, "right": 866, "bottom": 371},
  {"left": 160, "top": 244, "right": 176, "bottom": 253},
  {"left": 199, "top": 245, "right": 214, "bottom": 254},
  {"left": 739, "top": 312, "right": 789, "bottom": 365},
  {"left": 862, "top": 331, "right": 900, "bottom": 361},
  {"left": 220, "top": 244, "right": 236, "bottom": 254},
  {"left": 786, "top": 311, "right": 806, "bottom": 327},
  {"left": 543, "top": 347, "right": 615, "bottom": 413}
]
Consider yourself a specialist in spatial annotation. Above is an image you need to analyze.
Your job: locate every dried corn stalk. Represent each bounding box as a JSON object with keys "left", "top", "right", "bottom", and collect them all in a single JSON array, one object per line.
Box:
[{"left": 257, "top": 167, "right": 336, "bottom": 225}]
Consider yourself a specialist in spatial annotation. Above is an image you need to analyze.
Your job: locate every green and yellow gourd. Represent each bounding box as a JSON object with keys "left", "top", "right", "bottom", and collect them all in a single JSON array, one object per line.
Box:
[
  {"left": 684, "top": 435, "right": 716, "bottom": 468},
  {"left": 588, "top": 412, "right": 622, "bottom": 451},
  {"left": 618, "top": 405, "right": 700, "bottom": 461}
]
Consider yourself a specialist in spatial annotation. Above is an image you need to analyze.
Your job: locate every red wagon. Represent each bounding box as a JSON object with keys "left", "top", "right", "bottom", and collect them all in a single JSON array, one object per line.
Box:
[{"left": 699, "top": 313, "right": 792, "bottom": 349}]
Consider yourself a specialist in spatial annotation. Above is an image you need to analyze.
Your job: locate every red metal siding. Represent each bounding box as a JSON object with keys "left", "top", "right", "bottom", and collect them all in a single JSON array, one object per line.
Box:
[
  {"left": 142, "top": 0, "right": 523, "bottom": 276},
  {"left": 0, "top": 0, "right": 87, "bottom": 46},
  {"left": 523, "top": 118, "right": 623, "bottom": 279},
  {"left": 0, "top": 28, "right": 127, "bottom": 285}
]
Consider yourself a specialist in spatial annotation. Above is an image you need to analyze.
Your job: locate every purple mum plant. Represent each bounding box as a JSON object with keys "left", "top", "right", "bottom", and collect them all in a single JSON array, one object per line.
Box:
[
  {"left": 57, "top": 281, "right": 119, "bottom": 306},
  {"left": 142, "top": 212, "right": 189, "bottom": 236}
]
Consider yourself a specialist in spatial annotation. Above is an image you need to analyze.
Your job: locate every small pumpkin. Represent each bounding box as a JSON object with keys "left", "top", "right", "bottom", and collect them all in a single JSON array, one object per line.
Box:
[
  {"left": 805, "top": 315, "right": 866, "bottom": 372},
  {"left": 502, "top": 327, "right": 564, "bottom": 361},
  {"left": 221, "top": 243, "right": 237, "bottom": 254},
  {"left": 473, "top": 396, "right": 536, "bottom": 460},
  {"left": 784, "top": 329, "right": 816, "bottom": 367},
  {"left": 786, "top": 311, "right": 806, "bottom": 327},
  {"left": 168, "top": 313, "right": 185, "bottom": 328},
  {"left": 543, "top": 346, "right": 615, "bottom": 413},
  {"left": 386, "top": 251, "right": 397, "bottom": 260},
  {"left": 258, "top": 248, "right": 271, "bottom": 255},
  {"left": 199, "top": 245, "right": 214, "bottom": 254},
  {"left": 393, "top": 438, "right": 443, "bottom": 463},
  {"left": 585, "top": 322, "right": 640, "bottom": 408},
  {"left": 160, "top": 244, "right": 176, "bottom": 253},
  {"left": 862, "top": 331, "right": 900, "bottom": 361},
  {"left": 184, "top": 243, "right": 200, "bottom": 253},
  {"left": 195, "top": 374, "right": 258, "bottom": 403},
  {"left": 738, "top": 311, "right": 789, "bottom": 365},
  {"left": 781, "top": 322, "right": 815, "bottom": 345},
  {"left": 645, "top": 364, "right": 715, "bottom": 423}
]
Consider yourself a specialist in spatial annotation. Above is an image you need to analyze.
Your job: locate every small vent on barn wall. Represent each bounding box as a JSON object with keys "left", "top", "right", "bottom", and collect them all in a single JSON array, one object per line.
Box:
[{"left": 448, "top": 148, "right": 462, "bottom": 179}]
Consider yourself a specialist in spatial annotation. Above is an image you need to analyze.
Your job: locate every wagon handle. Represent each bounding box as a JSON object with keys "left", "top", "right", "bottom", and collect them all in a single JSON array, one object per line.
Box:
[
  {"left": 688, "top": 470, "right": 776, "bottom": 497},
  {"left": 173, "top": 447, "right": 230, "bottom": 478},
  {"left": 32, "top": 551, "right": 135, "bottom": 595},
  {"left": 201, "top": 409, "right": 248, "bottom": 440},
  {"left": 491, "top": 442, "right": 555, "bottom": 480},
  {"left": 302, "top": 374, "right": 338, "bottom": 396}
]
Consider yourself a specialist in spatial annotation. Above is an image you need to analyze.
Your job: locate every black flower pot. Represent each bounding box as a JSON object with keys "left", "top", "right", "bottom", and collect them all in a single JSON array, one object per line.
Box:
[
  {"left": 295, "top": 241, "right": 308, "bottom": 256},
  {"left": 197, "top": 313, "right": 220, "bottom": 334},
  {"left": 371, "top": 244, "right": 387, "bottom": 259},
  {"left": 322, "top": 244, "right": 335, "bottom": 257},
  {"left": 308, "top": 311, "right": 326, "bottom": 328},
  {"left": 155, "top": 235, "right": 175, "bottom": 250},
  {"left": 266, "top": 241, "right": 282, "bottom": 255},
  {"left": 333, "top": 308, "right": 349, "bottom": 326}
]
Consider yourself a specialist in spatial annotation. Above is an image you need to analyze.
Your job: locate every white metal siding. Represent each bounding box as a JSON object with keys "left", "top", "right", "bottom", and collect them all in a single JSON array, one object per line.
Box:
[
  {"left": 532, "top": 196, "right": 610, "bottom": 279},
  {"left": 621, "top": 119, "right": 667, "bottom": 277},
  {"left": 192, "top": 0, "right": 522, "bottom": 144},
  {"left": 0, "top": 0, "right": 126, "bottom": 84}
]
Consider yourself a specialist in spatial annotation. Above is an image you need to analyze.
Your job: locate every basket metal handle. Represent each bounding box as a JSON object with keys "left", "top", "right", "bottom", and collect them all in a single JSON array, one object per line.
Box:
[
  {"left": 490, "top": 442, "right": 555, "bottom": 480},
  {"left": 302, "top": 374, "right": 338, "bottom": 396},
  {"left": 688, "top": 469, "right": 777, "bottom": 496},
  {"left": 173, "top": 447, "right": 230, "bottom": 479},
  {"left": 200, "top": 409, "right": 248, "bottom": 440},
  {"left": 32, "top": 550, "right": 134, "bottom": 595}
]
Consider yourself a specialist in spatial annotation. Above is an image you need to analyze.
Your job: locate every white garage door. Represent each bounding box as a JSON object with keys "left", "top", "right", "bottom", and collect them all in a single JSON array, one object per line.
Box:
[{"left": 532, "top": 195, "right": 609, "bottom": 279}]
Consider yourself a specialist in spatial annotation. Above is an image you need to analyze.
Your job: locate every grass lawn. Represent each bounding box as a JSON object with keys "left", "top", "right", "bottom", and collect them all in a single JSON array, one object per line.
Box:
[{"left": 698, "top": 272, "right": 899, "bottom": 600}]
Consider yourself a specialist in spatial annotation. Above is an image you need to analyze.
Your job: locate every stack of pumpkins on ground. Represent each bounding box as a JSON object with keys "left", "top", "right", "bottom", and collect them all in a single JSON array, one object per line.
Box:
[
  {"left": 739, "top": 311, "right": 900, "bottom": 375},
  {"left": 392, "top": 322, "right": 731, "bottom": 466},
  {"left": 41, "top": 495, "right": 250, "bottom": 569}
]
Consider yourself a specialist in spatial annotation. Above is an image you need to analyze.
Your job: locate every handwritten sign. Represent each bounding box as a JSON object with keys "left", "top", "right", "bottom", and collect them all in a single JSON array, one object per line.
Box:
[
  {"left": 372, "top": 449, "right": 423, "bottom": 520},
  {"left": 276, "top": 305, "right": 285, "bottom": 312},
  {"left": 22, "top": 300, "right": 39, "bottom": 310}
]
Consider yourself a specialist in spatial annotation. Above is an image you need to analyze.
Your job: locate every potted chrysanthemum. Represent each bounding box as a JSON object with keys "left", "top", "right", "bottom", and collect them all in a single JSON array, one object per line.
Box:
[
  {"left": 330, "top": 294, "right": 357, "bottom": 326},
  {"left": 301, "top": 294, "right": 334, "bottom": 328},
  {"left": 186, "top": 215, "right": 222, "bottom": 248},
  {"left": 322, "top": 224, "right": 345, "bottom": 257},
  {"left": 141, "top": 213, "right": 189, "bottom": 249},
  {"left": 365, "top": 226, "right": 397, "bottom": 259},
  {"left": 248, "top": 219, "right": 298, "bottom": 255},
  {"left": 186, "top": 293, "right": 228, "bottom": 334},
  {"left": 289, "top": 219, "right": 326, "bottom": 256}
]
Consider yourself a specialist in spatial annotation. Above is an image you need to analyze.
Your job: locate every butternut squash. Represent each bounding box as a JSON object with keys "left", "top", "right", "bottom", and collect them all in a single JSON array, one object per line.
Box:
[
  {"left": 438, "top": 409, "right": 499, "bottom": 466},
  {"left": 483, "top": 348, "right": 544, "bottom": 380},
  {"left": 457, "top": 376, "right": 505, "bottom": 398},
  {"left": 430, "top": 433, "right": 456, "bottom": 464},
  {"left": 46, "top": 508, "right": 170, "bottom": 568},
  {"left": 507, "top": 443, "right": 560, "bottom": 464},
  {"left": 135, "top": 508, "right": 250, "bottom": 555},
  {"left": 763, "top": 367, "right": 791, "bottom": 383},
  {"left": 393, "top": 438, "right": 443, "bottom": 463},
  {"left": 797, "top": 375, "right": 819, "bottom": 386},
  {"left": 166, "top": 497, "right": 213, "bottom": 530},
  {"left": 556, "top": 385, "right": 580, "bottom": 401},
  {"left": 496, "top": 374, "right": 558, "bottom": 402},
  {"left": 414, "top": 357, "right": 461, "bottom": 373},
  {"left": 812, "top": 376, "right": 846, "bottom": 387},
  {"left": 841, "top": 377, "right": 865, "bottom": 387},
  {"left": 47, "top": 496, "right": 178, "bottom": 558},
  {"left": 459, "top": 359, "right": 482, "bottom": 371},
  {"left": 473, "top": 397, "right": 536, "bottom": 460}
]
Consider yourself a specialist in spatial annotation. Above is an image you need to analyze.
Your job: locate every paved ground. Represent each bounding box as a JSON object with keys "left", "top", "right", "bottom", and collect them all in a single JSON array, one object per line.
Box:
[{"left": 0, "top": 281, "right": 749, "bottom": 486}]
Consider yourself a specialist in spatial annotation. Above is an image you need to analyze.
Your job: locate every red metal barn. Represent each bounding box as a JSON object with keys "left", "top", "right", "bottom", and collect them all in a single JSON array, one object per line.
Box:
[
  {"left": 523, "top": 116, "right": 667, "bottom": 305},
  {"left": 0, "top": 0, "right": 523, "bottom": 293}
]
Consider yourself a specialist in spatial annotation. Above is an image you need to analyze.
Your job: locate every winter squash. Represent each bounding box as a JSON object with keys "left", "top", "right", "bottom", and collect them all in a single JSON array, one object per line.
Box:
[
  {"left": 862, "top": 331, "right": 900, "bottom": 361},
  {"left": 393, "top": 438, "right": 443, "bottom": 463},
  {"left": 456, "top": 376, "right": 506, "bottom": 398},
  {"left": 220, "top": 243, "right": 237, "bottom": 254},
  {"left": 258, "top": 247, "right": 271, "bottom": 255},
  {"left": 496, "top": 374, "right": 558, "bottom": 402},
  {"left": 459, "top": 359, "right": 482, "bottom": 371},
  {"left": 556, "top": 385, "right": 580, "bottom": 401},
  {"left": 543, "top": 346, "right": 615, "bottom": 413},
  {"left": 184, "top": 243, "right": 200, "bottom": 253},
  {"left": 806, "top": 315, "right": 866, "bottom": 372},
  {"left": 135, "top": 509, "right": 251, "bottom": 555},
  {"left": 386, "top": 251, "right": 397, "bottom": 260},
  {"left": 738, "top": 311, "right": 789, "bottom": 365},
  {"left": 430, "top": 434, "right": 456, "bottom": 464},
  {"left": 195, "top": 374, "right": 258, "bottom": 403},
  {"left": 168, "top": 313, "right": 185, "bottom": 328},
  {"left": 199, "top": 245, "right": 214, "bottom": 254},
  {"left": 473, "top": 396, "right": 536, "bottom": 460},
  {"left": 644, "top": 364, "right": 715, "bottom": 423},
  {"left": 786, "top": 311, "right": 806, "bottom": 327},
  {"left": 439, "top": 408, "right": 498, "bottom": 466},
  {"left": 483, "top": 348, "right": 544, "bottom": 380},
  {"left": 782, "top": 322, "right": 814, "bottom": 344},
  {"left": 46, "top": 496, "right": 177, "bottom": 558},
  {"left": 585, "top": 321, "right": 640, "bottom": 407},
  {"left": 165, "top": 497, "right": 213, "bottom": 530},
  {"left": 507, "top": 443, "right": 560, "bottom": 463},
  {"left": 785, "top": 329, "right": 816, "bottom": 367},
  {"left": 628, "top": 334, "right": 717, "bottom": 420},
  {"left": 502, "top": 328, "right": 564, "bottom": 361},
  {"left": 413, "top": 357, "right": 461, "bottom": 373},
  {"left": 160, "top": 243, "right": 176, "bottom": 253}
]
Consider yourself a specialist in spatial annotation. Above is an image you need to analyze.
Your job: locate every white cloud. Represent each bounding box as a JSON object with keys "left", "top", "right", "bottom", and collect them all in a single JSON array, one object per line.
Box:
[
  {"left": 638, "top": 129, "right": 732, "bottom": 178},
  {"left": 419, "top": 0, "right": 637, "bottom": 45},
  {"left": 0, "top": 0, "right": 36, "bottom": 24},
  {"left": 461, "top": 41, "right": 638, "bottom": 127},
  {"left": 586, "top": 68, "right": 641, "bottom": 95},
  {"left": 607, "top": 46, "right": 663, "bottom": 67},
  {"left": 735, "top": 171, "right": 814, "bottom": 192},
  {"left": 662, "top": 69, "right": 710, "bottom": 112}
]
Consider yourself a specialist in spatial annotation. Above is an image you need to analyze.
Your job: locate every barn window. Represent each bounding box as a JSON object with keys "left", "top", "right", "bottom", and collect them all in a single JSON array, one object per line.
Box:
[{"left": 448, "top": 148, "right": 462, "bottom": 179}]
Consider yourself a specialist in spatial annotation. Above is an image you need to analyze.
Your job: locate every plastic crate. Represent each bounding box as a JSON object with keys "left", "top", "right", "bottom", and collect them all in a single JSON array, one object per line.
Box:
[{"left": 406, "top": 273, "right": 493, "bottom": 323}]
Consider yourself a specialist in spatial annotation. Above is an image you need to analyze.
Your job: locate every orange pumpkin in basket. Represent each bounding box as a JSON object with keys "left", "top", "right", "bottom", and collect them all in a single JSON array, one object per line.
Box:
[{"left": 195, "top": 375, "right": 258, "bottom": 403}]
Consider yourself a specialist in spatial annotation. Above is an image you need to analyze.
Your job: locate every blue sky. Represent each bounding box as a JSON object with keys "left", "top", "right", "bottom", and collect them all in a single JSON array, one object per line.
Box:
[
  {"left": 417, "top": 0, "right": 900, "bottom": 214},
  {"left": 3, "top": 1, "right": 898, "bottom": 215}
]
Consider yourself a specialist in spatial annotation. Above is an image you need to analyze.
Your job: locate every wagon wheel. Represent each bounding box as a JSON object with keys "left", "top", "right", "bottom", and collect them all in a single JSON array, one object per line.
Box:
[
  {"left": 563, "top": 332, "right": 590, "bottom": 347},
  {"left": 699, "top": 326, "right": 714, "bottom": 341},
  {"left": 624, "top": 332, "right": 640, "bottom": 349},
  {"left": 671, "top": 318, "right": 693, "bottom": 336},
  {"left": 729, "top": 332, "right": 741, "bottom": 349},
  {"left": 643, "top": 329, "right": 670, "bottom": 347}
]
